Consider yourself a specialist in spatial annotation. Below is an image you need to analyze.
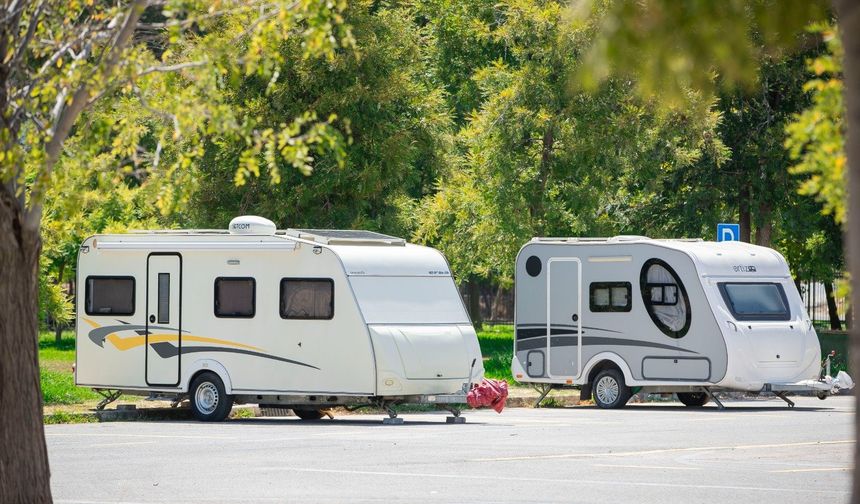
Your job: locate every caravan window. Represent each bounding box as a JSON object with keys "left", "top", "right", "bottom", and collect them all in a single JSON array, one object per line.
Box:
[
  {"left": 350, "top": 276, "right": 470, "bottom": 324},
  {"left": 214, "top": 277, "right": 256, "bottom": 318},
  {"left": 280, "top": 279, "right": 334, "bottom": 320},
  {"left": 640, "top": 259, "right": 691, "bottom": 338},
  {"left": 649, "top": 284, "right": 678, "bottom": 305},
  {"left": 590, "top": 282, "right": 632, "bottom": 312},
  {"left": 718, "top": 282, "right": 790, "bottom": 321},
  {"left": 85, "top": 277, "right": 135, "bottom": 315}
]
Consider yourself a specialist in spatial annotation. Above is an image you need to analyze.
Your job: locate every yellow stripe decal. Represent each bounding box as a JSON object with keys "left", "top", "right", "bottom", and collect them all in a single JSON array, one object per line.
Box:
[
  {"left": 105, "top": 333, "right": 265, "bottom": 353},
  {"left": 82, "top": 318, "right": 101, "bottom": 329}
]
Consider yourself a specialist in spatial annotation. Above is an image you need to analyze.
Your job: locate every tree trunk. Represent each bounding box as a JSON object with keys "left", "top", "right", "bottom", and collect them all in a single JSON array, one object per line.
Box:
[
  {"left": 530, "top": 125, "right": 555, "bottom": 235},
  {"left": 833, "top": 1, "right": 860, "bottom": 501},
  {"left": 0, "top": 187, "right": 52, "bottom": 503},
  {"left": 754, "top": 201, "right": 773, "bottom": 247},
  {"left": 467, "top": 279, "right": 483, "bottom": 330},
  {"left": 739, "top": 183, "right": 752, "bottom": 242},
  {"left": 824, "top": 281, "right": 843, "bottom": 331}
]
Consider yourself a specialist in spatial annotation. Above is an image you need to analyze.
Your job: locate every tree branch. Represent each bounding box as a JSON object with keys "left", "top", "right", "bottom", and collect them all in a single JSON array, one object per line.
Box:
[
  {"left": 136, "top": 60, "right": 207, "bottom": 77},
  {"left": 8, "top": 0, "right": 43, "bottom": 72},
  {"left": 24, "top": 0, "right": 148, "bottom": 231},
  {"left": 135, "top": 0, "right": 273, "bottom": 31}
]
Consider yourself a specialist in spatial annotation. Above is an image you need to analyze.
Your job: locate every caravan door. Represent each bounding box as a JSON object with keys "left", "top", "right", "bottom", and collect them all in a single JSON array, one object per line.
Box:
[
  {"left": 547, "top": 258, "right": 582, "bottom": 379},
  {"left": 145, "top": 253, "right": 182, "bottom": 386}
]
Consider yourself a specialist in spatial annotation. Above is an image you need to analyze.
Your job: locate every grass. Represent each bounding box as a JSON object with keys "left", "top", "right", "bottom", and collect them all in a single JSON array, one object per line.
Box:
[
  {"left": 39, "top": 330, "right": 99, "bottom": 405},
  {"left": 476, "top": 324, "right": 514, "bottom": 382},
  {"left": 43, "top": 411, "right": 98, "bottom": 425}
]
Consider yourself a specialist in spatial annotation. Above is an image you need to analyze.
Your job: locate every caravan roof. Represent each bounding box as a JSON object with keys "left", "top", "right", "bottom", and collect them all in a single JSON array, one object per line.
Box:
[{"left": 527, "top": 235, "right": 790, "bottom": 279}]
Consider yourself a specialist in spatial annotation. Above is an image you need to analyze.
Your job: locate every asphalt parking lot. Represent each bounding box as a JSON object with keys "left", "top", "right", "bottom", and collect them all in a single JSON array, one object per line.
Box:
[{"left": 47, "top": 395, "right": 854, "bottom": 504}]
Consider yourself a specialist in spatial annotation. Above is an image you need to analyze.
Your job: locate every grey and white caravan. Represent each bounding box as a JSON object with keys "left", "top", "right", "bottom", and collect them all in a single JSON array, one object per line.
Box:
[
  {"left": 75, "top": 216, "right": 483, "bottom": 421},
  {"left": 512, "top": 236, "right": 853, "bottom": 409}
]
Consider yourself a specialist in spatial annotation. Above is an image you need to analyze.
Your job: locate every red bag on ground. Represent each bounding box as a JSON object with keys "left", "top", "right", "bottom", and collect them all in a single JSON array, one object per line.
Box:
[{"left": 467, "top": 379, "right": 509, "bottom": 413}]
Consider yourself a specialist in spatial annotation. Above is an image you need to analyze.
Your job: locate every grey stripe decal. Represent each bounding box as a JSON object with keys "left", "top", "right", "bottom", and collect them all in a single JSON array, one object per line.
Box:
[
  {"left": 148, "top": 342, "right": 320, "bottom": 370},
  {"left": 517, "top": 323, "right": 623, "bottom": 334},
  {"left": 88, "top": 323, "right": 188, "bottom": 347},
  {"left": 516, "top": 335, "right": 698, "bottom": 354}
]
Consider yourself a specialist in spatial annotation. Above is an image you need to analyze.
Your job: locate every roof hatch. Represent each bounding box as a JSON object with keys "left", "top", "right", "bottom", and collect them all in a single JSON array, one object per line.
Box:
[{"left": 285, "top": 229, "right": 405, "bottom": 246}]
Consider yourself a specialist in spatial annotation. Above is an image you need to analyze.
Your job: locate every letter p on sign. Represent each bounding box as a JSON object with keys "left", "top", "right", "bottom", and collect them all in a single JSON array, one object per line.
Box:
[{"left": 717, "top": 223, "right": 740, "bottom": 242}]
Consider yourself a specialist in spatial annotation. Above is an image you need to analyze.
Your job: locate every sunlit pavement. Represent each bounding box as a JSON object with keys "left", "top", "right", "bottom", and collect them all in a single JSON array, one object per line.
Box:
[{"left": 47, "top": 395, "right": 854, "bottom": 503}]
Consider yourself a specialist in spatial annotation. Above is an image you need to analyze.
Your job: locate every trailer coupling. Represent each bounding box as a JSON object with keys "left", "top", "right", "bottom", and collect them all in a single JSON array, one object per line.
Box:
[{"left": 763, "top": 370, "right": 855, "bottom": 397}]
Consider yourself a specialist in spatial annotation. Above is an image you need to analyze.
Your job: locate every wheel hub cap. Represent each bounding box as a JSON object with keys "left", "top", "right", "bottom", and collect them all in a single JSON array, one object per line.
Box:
[
  {"left": 196, "top": 382, "right": 219, "bottom": 414},
  {"left": 596, "top": 376, "right": 619, "bottom": 405}
]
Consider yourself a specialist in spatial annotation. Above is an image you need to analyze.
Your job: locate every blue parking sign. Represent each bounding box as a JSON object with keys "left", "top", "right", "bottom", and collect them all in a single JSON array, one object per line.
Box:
[{"left": 717, "top": 223, "right": 740, "bottom": 242}]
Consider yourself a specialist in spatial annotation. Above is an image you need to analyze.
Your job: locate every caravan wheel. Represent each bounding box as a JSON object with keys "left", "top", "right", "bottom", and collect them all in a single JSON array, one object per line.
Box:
[
  {"left": 592, "top": 369, "right": 632, "bottom": 409},
  {"left": 189, "top": 372, "right": 234, "bottom": 422},
  {"left": 677, "top": 392, "right": 709, "bottom": 407},
  {"left": 293, "top": 408, "right": 324, "bottom": 420}
]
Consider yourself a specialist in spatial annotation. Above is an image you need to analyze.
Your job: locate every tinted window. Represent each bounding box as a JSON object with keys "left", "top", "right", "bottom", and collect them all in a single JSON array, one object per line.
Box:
[
  {"left": 214, "top": 278, "right": 255, "bottom": 318},
  {"left": 280, "top": 279, "right": 334, "bottom": 320},
  {"left": 590, "top": 282, "right": 632, "bottom": 312},
  {"left": 640, "top": 259, "right": 691, "bottom": 338},
  {"left": 85, "top": 277, "right": 135, "bottom": 315},
  {"left": 157, "top": 273, "right": 170, "bottom": 324},
  {"left": 718, "top": 283, "right": 790, "bottom": 321}
]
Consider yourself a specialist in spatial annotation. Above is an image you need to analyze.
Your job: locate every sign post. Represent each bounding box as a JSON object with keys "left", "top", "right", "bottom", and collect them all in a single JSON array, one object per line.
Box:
[{"left": 717, "top": 223, "right": 740, "bottom": 242}]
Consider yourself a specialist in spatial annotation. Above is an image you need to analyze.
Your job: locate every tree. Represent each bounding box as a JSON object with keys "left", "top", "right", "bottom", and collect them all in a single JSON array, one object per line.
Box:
[
  {"left": 785, "top": 23, "right": 846, "bottom": 224},
  {"left": 571, "top": 0, "right": 859, "bottom": 498},
  {"left": 412, "top": 0, "right": 726, "bottom": 286},
  {"left": 0, "top": 1, "right": 352, "bottom": 501},
  {"left": 183, "top": 4, "right": 451, "bottom": 235}
]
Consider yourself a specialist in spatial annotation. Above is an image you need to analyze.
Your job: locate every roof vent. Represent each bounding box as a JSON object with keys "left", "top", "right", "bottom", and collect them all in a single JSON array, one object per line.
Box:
[{"left": 228, "top": 216, "right": 277, "bottom": 235}]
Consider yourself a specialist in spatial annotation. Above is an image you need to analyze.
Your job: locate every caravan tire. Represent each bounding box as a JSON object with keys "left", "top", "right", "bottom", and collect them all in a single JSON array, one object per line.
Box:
[
  {"left": 293, "top": 408, "right": 324, "bottom": 420},
  {"left": 677, "top": 392, "right": 709, "bottom": 407},
  {"left": 592, "top": 369, "right": 632, "bottom": 409},
  {"left": 189, "top": 372, "right": 233, "bottom": 422}
]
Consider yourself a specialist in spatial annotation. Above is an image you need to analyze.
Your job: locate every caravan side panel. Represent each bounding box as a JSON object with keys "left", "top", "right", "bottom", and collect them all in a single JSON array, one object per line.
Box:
[
  {"left": 76, "top": 241, "right": 148, "bottom": 389},
  {"left": 514, "top": 242, "right": 728, "bottom": 385},
  {"left": 76, "top": 237, "right": 377, "bottom": 395}
]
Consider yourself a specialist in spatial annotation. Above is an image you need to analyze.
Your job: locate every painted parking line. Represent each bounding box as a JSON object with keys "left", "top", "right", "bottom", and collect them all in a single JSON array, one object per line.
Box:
[
  {"left": 770, "top": 467, "right": 850, "bottom": 474},
  {"left": 593, "top": 464, "right": 701, "bottom": 471},
  {"left": 87, "top": 441, "right": 157, "bottom": 448},
  {"left": 262, "top": 467, "right": 848, "bottom": 495},
  {"left": 471, "top": 439, "right": 854, "bottom": 462},
  {"left": 45, "top": 433, "right": 235, "bottom": 440}
]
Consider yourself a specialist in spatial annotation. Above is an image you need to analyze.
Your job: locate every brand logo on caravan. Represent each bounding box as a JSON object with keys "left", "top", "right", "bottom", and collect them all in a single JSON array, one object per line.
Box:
[
  {"left": 732, "top": 265, "right": 757, "bottom": 273},
  {"left": 227, "top": 215, "right": 276, "bottom": 235}
]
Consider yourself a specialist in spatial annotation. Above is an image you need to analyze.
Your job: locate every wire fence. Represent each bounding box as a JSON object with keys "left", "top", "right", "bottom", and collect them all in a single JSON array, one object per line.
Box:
[{"left": 798, "top": 280, "right": 851, "bottom": 330}]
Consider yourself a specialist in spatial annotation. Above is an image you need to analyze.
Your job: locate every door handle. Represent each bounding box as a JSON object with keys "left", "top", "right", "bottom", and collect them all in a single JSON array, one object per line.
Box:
[
  {"left": 149, "top": 315, "right": 156, "bottom": 323},
  {"left": 572, "top": 314, "right": 579, "bottom": 322}
]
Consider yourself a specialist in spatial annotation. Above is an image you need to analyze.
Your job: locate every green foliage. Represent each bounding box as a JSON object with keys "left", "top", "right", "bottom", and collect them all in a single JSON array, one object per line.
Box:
[
  {"left": 40, "top": 368, "right": 99, "bottom": 405},
  {"left": 3, "top": 0, "right": 359, "bottom": 228},
  {"left": 568, "top": 3, "right": 844, "bottom": 288},
  {"left": 39, "top": 332, "right": 98, "bottom": 405},
  {"left": 785, "top": 24, "right": 846, "bottom": 223},
  {"left": 572, "top": 0, "right": 830, "bottom": 106},
  {"left": 412, "top": 1, "right": 727, "bottom": 284},
  {"left": 184, "top": 4, "right": 452, "bottom": 232},
  {"left": 43, "top": 412, "right": 99, "bottom": 425},
  {"left": 477, "top": 325, "right": 514, "bottom": 381}
]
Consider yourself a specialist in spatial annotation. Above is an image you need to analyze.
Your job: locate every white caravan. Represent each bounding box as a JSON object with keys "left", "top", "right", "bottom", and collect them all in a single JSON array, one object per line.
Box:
[
  {"left": 512, "top": 236, "right": 853, "bottom": 409},
  {"left": 75, "top": 216, "right": 483, "bottom": 422}
]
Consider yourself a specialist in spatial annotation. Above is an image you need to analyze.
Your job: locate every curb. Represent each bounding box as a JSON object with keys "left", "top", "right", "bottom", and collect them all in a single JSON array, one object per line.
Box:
[{"left": 44, "top": 405, "right": 259, "bottom": 424}]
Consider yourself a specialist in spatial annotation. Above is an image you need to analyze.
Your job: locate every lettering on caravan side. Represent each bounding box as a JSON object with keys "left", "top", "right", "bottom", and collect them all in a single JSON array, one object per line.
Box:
[{"left": 732, "top": 265, "right": 757, "bottom": 273}]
